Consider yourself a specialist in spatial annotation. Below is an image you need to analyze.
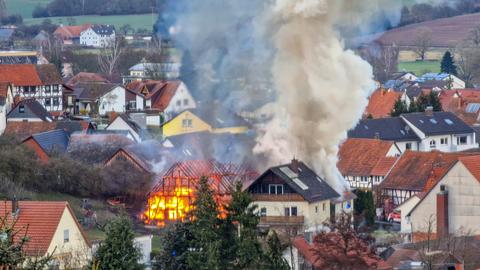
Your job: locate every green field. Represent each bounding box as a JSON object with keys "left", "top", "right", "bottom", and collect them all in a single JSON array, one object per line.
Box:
[
  {"left": 24, "top": 14, "right": 155, "bottom": 31},
  {"left": 398, "top": 60, "right": 441, "bottom": 75}
]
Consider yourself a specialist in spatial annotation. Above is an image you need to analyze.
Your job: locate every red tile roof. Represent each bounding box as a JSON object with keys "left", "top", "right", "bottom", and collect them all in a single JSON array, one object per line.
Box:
[
  {"left": 66, "top": 72, "right": 110, "bottom": 86},
  {"left": 365, "top": 89, "right": 402, "bottom": 118},
  {"left": 4, "top": 122, "right": 57, "bottom": 140},
  {"left": 380, "top": 151, "right": 480, "bottom": 192},
  {"left": 458, "top": 155, "right": 480, "bottom": 182},
  {"left": 0, "top": 201, "right": 88, "bottom": 256},
  {"left": 338, "top": 138, "right": 397, "bottom": 177},
  {"left": 0, "top": 65, "right": 43, "bottom": 86},
  {"left": 54, "top": 24, "right": 92, "bottom": 39},
  {"left": 126, "top": 80, "right": 182, "bottom": 111}
]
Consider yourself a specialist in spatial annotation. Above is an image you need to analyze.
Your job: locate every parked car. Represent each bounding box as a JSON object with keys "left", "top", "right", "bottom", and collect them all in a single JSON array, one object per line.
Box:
[{"left": 387, "top": 211, "right": 401, "bottom": 223}]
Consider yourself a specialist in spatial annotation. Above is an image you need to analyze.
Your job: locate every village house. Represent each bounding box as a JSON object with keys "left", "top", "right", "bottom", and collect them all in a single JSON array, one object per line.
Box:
[
  {"left": 0, "top": 200, "right": 91, "bottom": 269},
  {"left": 161, "top": 108, "right": 250, "bottom": 137},
  {"left": 338, "top": 138, "right": 400, "bottom": 190},
  {"left": 22, "top": 129, "right": 70, "bottom": 162},
  {"left": 365, "top": 88, "right": 409, "bottom": 118},
  {"left": 4, "top": 119, "right": 93, "bottom": 141},
  {"left": 0, "top": 64, "right": 64, "bottom": 113},
  {"left": 80, "top": 24, "right": 116, "bottom": 48},
  {"left": 0, "top": 50, "right": 41, "bottom": 64},
  {"left": 378, "top": 151, "right": 480, "bottom": 210},
  {"left": 54, "top": 24, "right": 92, "bottom": 45},
  {"left": 349, "top": 110, "right": 478, "bottom": 152},
  {"left": 105, "top": 114, "right": 150, "bottom": 142},
  {"left": 439, "top": 89, "right": 480, "bottom": 126},
  {"left": 71, "top": 83, "right": 144, "bottom": 116},
  {"left": 399, "top": 155, "right": 480, "bottom": 240},
  {"left": 7, "top": 98, "right": 53, "bottom": 122},
  {"left": 416, "top": 73, "right": 465, "bottom": 90},
  {"left": 0, "top": 82, "right": 14, "bottom": 133},
  {"left": 246, "top": 159, "right": 354, "bottom": 233},
  {"left": 122, "top": 59, "right": 181, "bottom": 83},
  {"left": 126, "top": 80, "right": 196, "bottom": 125}
]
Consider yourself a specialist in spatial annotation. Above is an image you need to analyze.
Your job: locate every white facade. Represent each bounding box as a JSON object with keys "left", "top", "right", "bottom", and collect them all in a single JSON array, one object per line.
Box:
[
  {"left": 134, "top": 235, "right": 153, "bottom": 268},
  {"left": 12, "top": 84, "right": 63, "bottom": 112},
  {"left": 98, "top": 86, "right": 127, "bottom": 116},
  {"left": 0, "top": 85, "right": 14, "bottom": 134},
  {"left": 80, "top": 27, "right": 115, "bottom": 48},
  {"left": 106, "top": 116, "right": 142, "bottom": 142},
  {"left": 162, "top": 82, "right": 196, "bottom": 119},
  {"left": 407, "top": 161, "right": 480, "bottom": 235},
  {"left": 395, "top": 195, "right": 421, "bottom": 235}
]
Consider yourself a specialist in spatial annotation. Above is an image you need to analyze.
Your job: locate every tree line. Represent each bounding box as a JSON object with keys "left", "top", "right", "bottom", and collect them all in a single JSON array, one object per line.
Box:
[
  {"left": 32, "top": 0, "right": 157, "bottom": 18},
  {"left": 390, "top": 91, "right": 443, "bottom": 117}
]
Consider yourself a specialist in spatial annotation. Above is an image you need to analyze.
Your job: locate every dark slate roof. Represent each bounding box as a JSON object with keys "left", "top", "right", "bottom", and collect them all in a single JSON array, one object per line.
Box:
[
  {"left": 7, "top": 99, "right": 53, "bottom": 121},
  {"left": 30, "top": 129, "right": 70, "bottom": 154},
  {"left": 72, "top": 83, "right": 119, "bottom": 100},
  {"left": 55, "top": 121, "right": 90, "bottom": 135},
  {"left": 401, "top": 112, "right": 474, "bottom": 136},
  {"left": 255, "top": 161, "right": 340, "bottom": 203},
  {"left": 91, "top": 25, "right": 115, "bottom": 35},
  {"left": 188, "top": 106, "right": 250, "bottom": 129},
  {"left": 348, "top": 117, "right": 420, "bottom": 141}
]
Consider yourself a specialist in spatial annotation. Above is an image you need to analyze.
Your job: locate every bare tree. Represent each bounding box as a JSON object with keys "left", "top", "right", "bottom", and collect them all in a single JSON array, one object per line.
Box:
[
  {"left": 468, "top": 25, "right": 480, "bottom": 47},
  {"left": 413, "top": 27, "right": 433, "bottom": 61},
  {"left": 362, "top": 42, "right": 400, "bottom": 83},
  {"left": 456, "top": 41, "right": 480, "bottom": 87},
  {"left": 98, "top": 39, "right": 123, "bottom": 76}
]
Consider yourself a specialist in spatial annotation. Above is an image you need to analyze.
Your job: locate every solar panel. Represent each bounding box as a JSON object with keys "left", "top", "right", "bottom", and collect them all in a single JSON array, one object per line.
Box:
[
  {"left": 466, "top": 103, "right": 480, "bottom": 113},
  {"left": 419, "top": 120, "right": 424, "bottom": 123},
  {"left": 400, "top": 130, "right": 405, "bottom": 135},
  {"left": 445, "top": 119, "right": 454, "bottom": 125},
  {"left": 279, "top": 166, "right": 298, "bottom": 178},
  {"left": 430, "top": 119, "right": 438, "bottom": 124},
  {"left": 364, "top": 125, "right": 369, "bottom": 130},
  {"left": 292, "top": 177, "right": 309, "bottom": 190}
]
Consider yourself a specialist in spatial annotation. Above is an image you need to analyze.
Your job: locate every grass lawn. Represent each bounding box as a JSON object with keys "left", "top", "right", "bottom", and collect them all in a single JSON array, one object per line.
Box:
[
  {"left": 24, "top": 14, "right": 155, "bottom": 31},
  {"left": 398, "top": 60, "right": 441, "bottom": 76},
  {"left": 5, "top": 0, "right": 50, "bottom": 18}
]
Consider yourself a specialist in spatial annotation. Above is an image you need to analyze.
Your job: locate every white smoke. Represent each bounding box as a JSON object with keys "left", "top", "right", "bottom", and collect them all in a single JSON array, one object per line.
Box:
[{"left": 254, "top": 0, "right": 442, "bottom": 193}]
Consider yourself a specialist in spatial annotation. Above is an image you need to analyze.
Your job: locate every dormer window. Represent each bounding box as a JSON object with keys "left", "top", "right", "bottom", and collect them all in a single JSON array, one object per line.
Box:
[
  {"left": 19, "top": 105, "right": 25, "bottom": 113},
  {"left": 430, "top": 140, "right": 436, "bottom": 149}
]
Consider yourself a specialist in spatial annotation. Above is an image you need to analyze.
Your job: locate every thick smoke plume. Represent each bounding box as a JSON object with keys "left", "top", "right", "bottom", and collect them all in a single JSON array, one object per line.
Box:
[{"left": 157, "top": 0, "right": 442, "bottom": 193}]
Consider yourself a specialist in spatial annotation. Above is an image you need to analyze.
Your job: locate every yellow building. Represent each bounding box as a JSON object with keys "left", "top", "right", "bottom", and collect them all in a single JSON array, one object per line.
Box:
[
  {"left": 1, "top": 201, "right": 91, "bottom": 269},
  {"left": 161, "top": 109, "right": 250, "bottom": 137}
]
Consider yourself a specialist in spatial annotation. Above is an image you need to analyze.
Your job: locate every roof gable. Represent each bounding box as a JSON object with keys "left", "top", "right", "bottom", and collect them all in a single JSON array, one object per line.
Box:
[
  {"left": 7, "top": 99, "right": 53, "bottom": 121},
  {"left": 27, "top": 129, "right": 70, "bottom": 155}
]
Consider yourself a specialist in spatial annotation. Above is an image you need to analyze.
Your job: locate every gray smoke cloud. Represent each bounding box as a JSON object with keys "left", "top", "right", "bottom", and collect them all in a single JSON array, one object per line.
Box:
[{"left": 158, "top": 0, "right": 444, "bottom": 193}]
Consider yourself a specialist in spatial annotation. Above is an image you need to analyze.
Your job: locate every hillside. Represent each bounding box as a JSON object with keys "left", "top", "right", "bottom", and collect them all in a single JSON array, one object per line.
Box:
[{"left": 377, "top": 12, "right": 480, "bottom": 48}]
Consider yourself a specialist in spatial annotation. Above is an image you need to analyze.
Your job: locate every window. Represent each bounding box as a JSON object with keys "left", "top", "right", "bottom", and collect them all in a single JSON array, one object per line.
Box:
[
  {"left": 405, "top": 143, "right": 412, "bottom": 150},
  {"left": 457, "top": 136, "right": 468, "bottom": 145},
  {"left": 52, "top": 98, "right": 59, "bottom": 106},
  {"left": 182, "top": 119, "right": 193, "bottom": 128},
  {"left": 45, "top": 85, "right": 51, "bottom": 94},
  {"left": 183, "top": 99, "right": 189, "bottom": 106},
  {"left": 284, "top": 207, "right": 290, "bottom": 216},
  {"left": 291, "top": 207, "right": 297, "bottom": 216},
  {"left": 260, "top": 207, "right": 267, "bottom": 217},
  {"left": 430, "top": 140, "right": 436, "bottom": 149},
  {"left": 68, "top": 96, "right": 73, "bottom": 106},
  {"left": 53, "top": 85, "right": 59, "bottom": 93},
  {"left": 440, "top": 138, "right": 448, "bottom": 145},
  {"left": 19, "top": 105, "right": 25, "bottom": 113},
  {"left": 63, "top": 229, "right": 69, "bottom": 243},
  {"left": 268, "top": 184, "right": 284, "bottom": 195},
  {"left": 45, "top": 98, "right": 51, "bottom": 106},
  {"left": 129, "top": 101, "right": 137, "bottom": 110},
  {"left": 322, "top": 203, "right": 326, "bottom": 211},
  {"left": 176, "top": 100, "right": 181, "bottom": 106},
  {"left": 284, "top": 207, "right": 297, "bottom": 216},
  {"left": 315, "top": 206, "right": 318, "bottom": 213}
]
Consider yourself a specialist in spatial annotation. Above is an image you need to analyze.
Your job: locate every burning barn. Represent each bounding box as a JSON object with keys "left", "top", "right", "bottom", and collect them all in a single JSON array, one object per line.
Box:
[{"left": 144, "top": 160, "right": 257, "bottom": 226}]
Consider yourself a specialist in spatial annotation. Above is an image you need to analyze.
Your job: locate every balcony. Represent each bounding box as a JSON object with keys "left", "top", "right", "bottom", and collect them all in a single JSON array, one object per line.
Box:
[
  {"left": 259, "top": 216, "right": 305, "bottom": 226},
  {"left": 251, "top": 194, "right": 305, "bottom": 202}
]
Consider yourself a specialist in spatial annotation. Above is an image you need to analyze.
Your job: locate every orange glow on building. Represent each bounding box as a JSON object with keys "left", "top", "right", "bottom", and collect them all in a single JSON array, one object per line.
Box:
[{"left": 143, "top": 160, "right": 257, "bottom": 226}]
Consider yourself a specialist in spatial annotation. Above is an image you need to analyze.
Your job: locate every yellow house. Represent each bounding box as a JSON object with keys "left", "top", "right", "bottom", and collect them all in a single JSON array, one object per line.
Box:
[
  {"left": 161, "top": 109, "right": 250, "bottom": 137},
  {"left": 1, "top": 201, "right": 91, "bottom": 269}
]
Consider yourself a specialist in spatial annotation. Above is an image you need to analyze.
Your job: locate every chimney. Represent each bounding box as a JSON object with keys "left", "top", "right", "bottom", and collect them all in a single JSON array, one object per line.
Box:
[
  {"left": 11, "top": 196, "right": 19, "bottom": 217},
  {"left": 425, "top": 106, "right": 434, "bottom": 116},
  {"left": 437, "top": 185, "right": 449, "bottom": 237},
  {"left": 290, "top": 158, "right": 300, "bottom": 173}
]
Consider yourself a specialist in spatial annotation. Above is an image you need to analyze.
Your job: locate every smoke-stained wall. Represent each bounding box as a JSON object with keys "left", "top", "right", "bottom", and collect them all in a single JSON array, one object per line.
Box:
[{"left": 156, "top": 0, "right": 446, "bottom": 193}]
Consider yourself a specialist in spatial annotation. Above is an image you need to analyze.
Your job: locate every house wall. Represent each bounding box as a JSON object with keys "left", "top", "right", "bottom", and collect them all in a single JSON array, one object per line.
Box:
[
  {"left": 395, "top": 141, "right": 419, "bottom": 152},
  {"left": 12, "top": 85, "right": 63, "bottom": 112},
  {"left": 162, "top": 110, "right": 211, "bottom": 137},
  {"left": 99, "top": 86, "right": 126, "bottom": 116},
  {"left": 395, "top": 196, "right": 421, "bottom": 234},
  {"left": 163, "top": 83, "right": 196, "bottom": 117},
  {"left": 80, "top": 28, "right": 115, "bottom": 48},
  {"left": 136, "top": 94, "right": 145, "bottom": 111},
  {"left": 134, "top": 235, "right": 152, "bottom": 267},
  {"left": 106, "top": 117, "right": 141, "bottom": 142},
  {"left": 47, "top": 208, "right": 90, "bottom": 269},
  {"left": 22, "top": 139, "right": 49, "bottom": 162},
  {"left": 418, "top": 134, "right": 477, "bottom": 152},
  {"left": 409, "top": 162, "right": 480, "bottom": 235}
]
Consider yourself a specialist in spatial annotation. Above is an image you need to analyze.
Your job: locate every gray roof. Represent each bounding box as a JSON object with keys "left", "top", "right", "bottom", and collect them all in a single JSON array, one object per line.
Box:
[
  {"left": 91, "top": 25, "right": 115, "bottom": 36},
  {"left": 348, "top": 117, "right": 420, "bottom": 141},
  {"left": 401, "top": 112, "right": 474, "bottom": 136},
  {"left": 252, "top": 161, "right": 340, "bottom": 203},
  {"left": 30, "top": 129, "right": 70, "bottom": 155},
  {"left": 188, "top": 107, "right": 250, "bottom": 129},
  {"left": 73, "top": 83, "right": 120, "bottom": 100},
  {"left": 7, "top": 99, "right": 53, "bottom": 121}
]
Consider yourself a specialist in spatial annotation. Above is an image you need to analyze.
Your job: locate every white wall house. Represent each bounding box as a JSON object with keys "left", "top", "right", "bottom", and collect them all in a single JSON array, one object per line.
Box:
[
  {"left": 0, "top": 82, "right": 14, "bottom": 134},
  {"left": 162, "top": 82, "right": 196, "bottom": 119},
  {"left": 80, "top": 25, "right": 115, "bottom": 48},
  {"left": 106, "top": 114, "right": 143, "bottom": 142}
]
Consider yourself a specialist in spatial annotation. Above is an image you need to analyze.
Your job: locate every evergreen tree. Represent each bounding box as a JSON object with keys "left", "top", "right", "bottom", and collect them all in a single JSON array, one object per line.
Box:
[
  {"left": 93, "top": 216, "right": 142, "bottom": 270},
  {"left": 262, "top": 230, "right": 289, "bottom": 270},
  {"left": 186, "top": 176, "right": 223, "bottom": 270},
  {"left": 390, "top": 97, "right": 409, "bottom": 117},
  {"left": 226, "top": 182, "right": 263, "bottom": 269},
  {"left": 154, "top": 222, "right": 191, "bottom": 270},
  {"left": 408, "top": 99, "right": 419, "bottom": 113},
  {"left": 353, "top": 190, "right": 375, "bottom": 226},
  {"left": 440, "top": 51, "right": 458, "bottom": 76},
  {"left": 416, "top": 92, "right": 442, "bottom": 112}
]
